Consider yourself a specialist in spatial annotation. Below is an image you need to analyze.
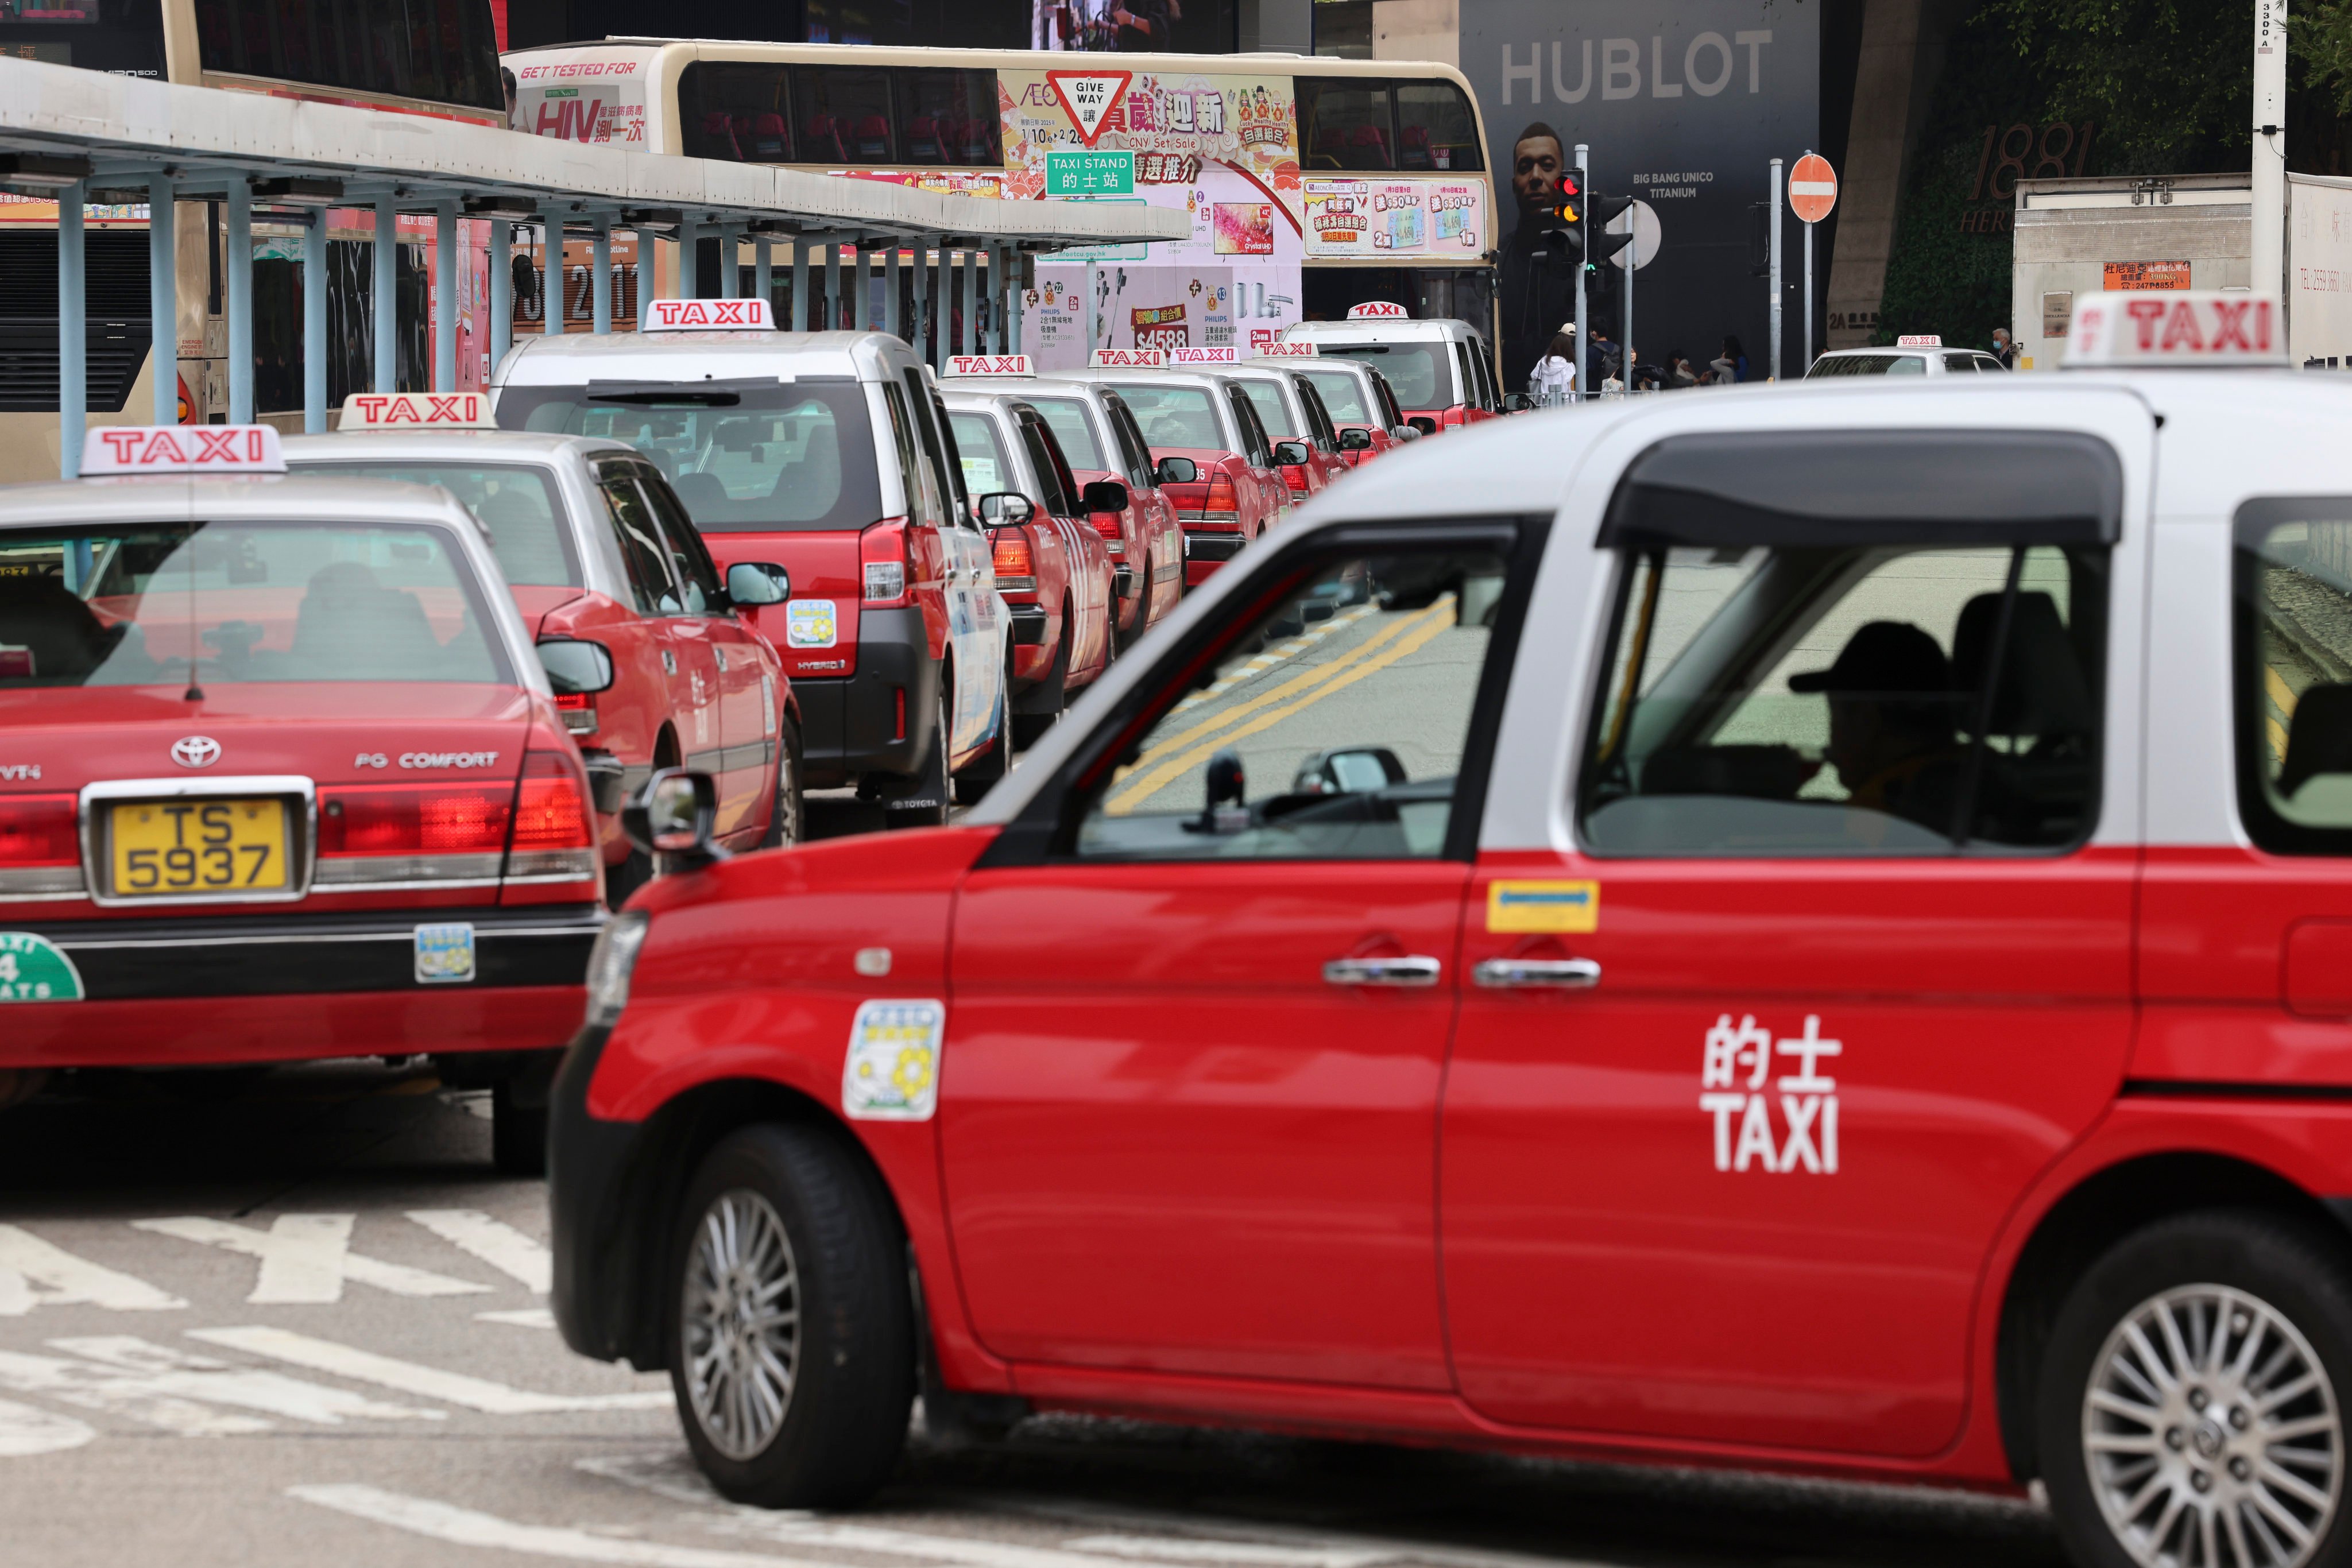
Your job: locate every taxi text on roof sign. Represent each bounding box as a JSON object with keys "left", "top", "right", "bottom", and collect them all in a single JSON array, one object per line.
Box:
[
  {"left": 1089, "top": 348, "right": 1166, "bottom": 368},
  {"left": 338, "top": 392, "right": 493, "bottom": 429},
  {"left": 1895, "top": 334, "right": 1942, "bottom": 347},
  {"left": 2064, "top": 290, "right": 2288, "bottom": 367},
  {"left": 1256, "top": 342, "right": 1318, "bottom": 358},
  {"left": 643, "top": 297, "right": 776, "bottom": 332},
  {"left": 1348, "top": 301, "right": 1409, "bottom": 319},
  {"left": 1170, "top": 346, "right": 1239, "bottom": 365},
  {"left": 946, "top": 354, "right": 1035, "bottom": 377},
  {"left": 82, "top": 425, "right": 285, "bottom": 475}
]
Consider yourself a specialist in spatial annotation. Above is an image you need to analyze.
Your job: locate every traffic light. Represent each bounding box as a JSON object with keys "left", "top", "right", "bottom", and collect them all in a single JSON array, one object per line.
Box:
[{"left": 1583, "top": 191, "right": 1636, "bottom": 276}]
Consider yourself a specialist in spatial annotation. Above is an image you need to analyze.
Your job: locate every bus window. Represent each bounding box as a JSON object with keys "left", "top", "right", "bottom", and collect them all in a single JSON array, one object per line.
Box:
[
  {"left": 1395, "top": 81, "right": 1481, "bottom": 172},
  {"left": 794, "top": 65, "right": 894, "bottom": 164},
  {"left": 193, "top": 0, "right": 499, "bottom": 113},
  {"left": 0, "top": 0, "right": 166, "bottom": 76},
  {"left": 682, "top": 63, "right": 794, "bottom": 162},
  {"left": 899, "top": 69, "right": 997, "bottom": 168},
  {"left": 1298, "top": 79, "right": 1394, "bottom": 172}
]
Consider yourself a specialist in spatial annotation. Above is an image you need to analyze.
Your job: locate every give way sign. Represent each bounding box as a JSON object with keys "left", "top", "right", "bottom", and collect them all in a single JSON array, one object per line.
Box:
[{"left": 1790, "top": 153, "right": 1838, "bottom": 224}]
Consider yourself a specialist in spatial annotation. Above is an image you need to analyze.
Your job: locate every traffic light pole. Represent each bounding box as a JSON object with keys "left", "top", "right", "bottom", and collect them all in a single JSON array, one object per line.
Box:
[
  {"left": 1574, "top": 142, "right": 1588, "bottom": 401},
  {"left": 1769, "top": 156, "right": 1784, "bottom": 381},
  {"left": 1623, "top": 208, "right": 1634, "bottom": 390}
]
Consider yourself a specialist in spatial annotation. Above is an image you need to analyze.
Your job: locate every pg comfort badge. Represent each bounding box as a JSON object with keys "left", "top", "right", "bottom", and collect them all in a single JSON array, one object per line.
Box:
[
  {"left": 1486, "top": 880, "right": 1599, "bottom": 934},
  {"left": 842, "top": 1000, "right": 944, "bottom": 1121}
]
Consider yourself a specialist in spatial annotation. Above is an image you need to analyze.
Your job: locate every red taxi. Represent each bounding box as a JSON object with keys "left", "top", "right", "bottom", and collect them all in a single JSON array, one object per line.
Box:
[
  {"left": 0, "top": 427, "right": 601, "bottom": 1170},
  {"left": 938, "top": 385, "right": 1117, "bottom": 751},
  {"left": 552, "top": 295, "right": 2352, "bottom": 1565},
  {"left": 285, "top": 393, "right": 800, "bottom": 903},
  {"left": 1218, "top": 361, "right": 1347, "bottom": 504},
  {"left": 1063, "top": 365, "right": 1287, "bottom": 589},
  {"left": 1272, "top": 352, "right": 1413, "bottom": 467},
  {"left": 1286, "top": 306, "right": 1500, "bottom": 435}
]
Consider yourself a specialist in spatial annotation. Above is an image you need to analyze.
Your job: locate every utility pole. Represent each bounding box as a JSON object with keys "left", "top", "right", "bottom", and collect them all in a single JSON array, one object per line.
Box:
[
  {"left": 2254, "top": 0, "right": 2288, "bottom": 299},
  {"left": 1574, "top": 142, "right": 1588, "bottom": 400},
  {"left": 1768, "top": 157, "right": 1784, "bottom": 381},
  {"left": 1622, "top": 204, "right": 1634, "bottom": 389}
]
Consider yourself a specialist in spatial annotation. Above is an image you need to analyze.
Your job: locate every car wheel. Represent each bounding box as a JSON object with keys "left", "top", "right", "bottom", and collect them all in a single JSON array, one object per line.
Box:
[
  {"left": 666, "top": 1123, "right": 913, "bottom": 1508},
  {"left": 490, "top": 1079, "right": 548, "bottom": 1177},
  {"left": 884, "top": 679, "right": 950, "bottom": 830},
  {"left": 760, "top": 719, "right": 804, "bottom": 849},
  {"left": 2038, "top": 1208, "right": 2352, "bottom": 1568}
]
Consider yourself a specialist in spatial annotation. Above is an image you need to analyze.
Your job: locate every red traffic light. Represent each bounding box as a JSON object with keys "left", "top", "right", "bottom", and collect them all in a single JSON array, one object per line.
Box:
[{"left": 1558, "top": 175, "right": 1580, "bottom": 199}]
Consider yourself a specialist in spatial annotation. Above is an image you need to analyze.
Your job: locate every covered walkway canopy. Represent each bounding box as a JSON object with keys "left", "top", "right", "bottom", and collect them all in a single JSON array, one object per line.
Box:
[{"left": 0, "top": 56, "right": 1183, "bottom": 474}]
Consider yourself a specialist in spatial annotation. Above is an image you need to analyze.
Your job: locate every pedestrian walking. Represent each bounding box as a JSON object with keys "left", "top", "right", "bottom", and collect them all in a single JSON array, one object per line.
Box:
[
  {"left": 1991, "top": 327, "right": 2018, "bottom": 369},
  {"left": 1528, "top": 327, "right": 1576, "bottom": 406}
]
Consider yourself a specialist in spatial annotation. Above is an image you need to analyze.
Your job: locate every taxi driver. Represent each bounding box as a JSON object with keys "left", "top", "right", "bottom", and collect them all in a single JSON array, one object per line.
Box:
[{"left": 1788, "top": 621, "right": 1967, "bottom": 832}]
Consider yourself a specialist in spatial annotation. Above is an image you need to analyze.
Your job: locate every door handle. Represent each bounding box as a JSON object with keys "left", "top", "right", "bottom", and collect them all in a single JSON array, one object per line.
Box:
[
  {"left": 1473, "top": 957, "right": 1601, "bottom": 989},
  {"left": 1323, "top": 955, "right": 1442, "bottom": 988}
]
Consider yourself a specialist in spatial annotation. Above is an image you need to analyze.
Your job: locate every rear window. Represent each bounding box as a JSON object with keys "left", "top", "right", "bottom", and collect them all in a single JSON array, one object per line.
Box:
[
  {"left": 0, "top": 520, "right": 508, "bottom": 688},
  {"left": 296, "top": 462, "right": 577, "bottom": 587},
  {"left": 2237, "top": 501, "right": 2352, "bottom": 853},
  {"left": 501, "top": 381, "right": 881, "bottom": 534},
  {"left": 1235, "top": 380, "right": 1298, "bottom": 439},
  {"left": 1027, "top": 397, "right": 1106, "bottom": 471},
  {"left": 947, "top": 411, "right": 1016, "bottom": 497},
  {"left": 1300, "top": 366, "right": 1371, "bottom": 423},
  {"left": 1320, "top": 343, "right": 1450, "bottom": 409},
  {"left": 1113, "top": 383, "right": 1223, "bottom": 450}
]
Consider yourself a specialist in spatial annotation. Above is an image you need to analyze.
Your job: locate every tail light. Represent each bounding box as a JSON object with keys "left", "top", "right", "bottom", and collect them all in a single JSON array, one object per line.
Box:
[
  {"left": 316, "top": 782, "right": 512, "bottom": 889},
  {"left": 992, "top": 533, "right": 1037, "bottom": 593},
  {"left": 862, "top": 517, "right": 911, "bottom": 606},
  {"left": 506, "top": 749, "right": 598, "bottom": 886},
  {"left": 553, "top": 691, "right": 597, "bottom": 736},
  {"left": 0, "top": 793, "right": 82, "bottom": 898},
  {"left": 1200, "top": 471, "right": 1241, "bottom": 524},
  {"left": 1282, "top": 463, "right": 1309, "bottom": 494}
]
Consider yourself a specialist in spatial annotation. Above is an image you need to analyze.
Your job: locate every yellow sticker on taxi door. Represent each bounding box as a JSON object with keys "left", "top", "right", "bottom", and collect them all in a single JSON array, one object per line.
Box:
[{"left": 1486, "top": 880, "right": 1599, "bottom": 934}]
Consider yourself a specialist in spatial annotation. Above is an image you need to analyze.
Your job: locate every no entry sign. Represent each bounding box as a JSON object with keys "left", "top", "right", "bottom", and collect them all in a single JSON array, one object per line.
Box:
[{"left": 1790, "top": 154, "right": 1838, "bottom": 224}]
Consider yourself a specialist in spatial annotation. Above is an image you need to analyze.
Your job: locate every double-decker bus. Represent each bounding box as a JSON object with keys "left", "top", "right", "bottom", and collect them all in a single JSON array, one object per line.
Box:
[
  {"left": 0, "top": 0, "right": 519, "bottom": 481},
  {"left": 502, "top": 40, "right": 1496, "bottom": 373}
]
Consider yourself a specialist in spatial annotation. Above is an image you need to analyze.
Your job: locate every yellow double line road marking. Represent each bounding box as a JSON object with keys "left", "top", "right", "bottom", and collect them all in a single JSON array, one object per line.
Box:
[{"left": 1105, "top": 597, "right": 1457, "bottom": 813}]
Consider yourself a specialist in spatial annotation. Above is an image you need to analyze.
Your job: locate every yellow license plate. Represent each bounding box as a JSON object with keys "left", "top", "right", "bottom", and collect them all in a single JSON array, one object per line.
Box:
[{"left": 110, "top": 798, "right": 289, "bottom": 896}]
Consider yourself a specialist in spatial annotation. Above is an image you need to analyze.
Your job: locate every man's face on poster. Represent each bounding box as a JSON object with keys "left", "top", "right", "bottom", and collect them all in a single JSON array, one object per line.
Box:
[{"left": 1513, "top": 133, "right": 1563, "bottom": 218}]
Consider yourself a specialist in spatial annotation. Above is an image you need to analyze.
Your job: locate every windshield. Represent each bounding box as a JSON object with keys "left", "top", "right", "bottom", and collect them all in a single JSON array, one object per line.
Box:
[
  {"left": 1320, "top": 343, "right": 1450, "bottom": 409},
  {"left": 947, "top": 411, "right": 1016, "bottom": 497},
  {"left": 1109, "top": 383, "right": 1224, "bottom": 451},
  {"left": 1299, "top": 366, "right": 1371, "bottom": 423},
  {"left": 298, "top": 462, "right": 577, "bottom": 587},
  {"left": 1235, "top": 380, "right": 1299, "bottom": 440},
  {"left": 1027, "top": 396, "right": 1105, "bottom": 470},
  {"left": 501, "top": 381, "right": 881, "bottom": 533},
  {"left": 0, "top": 521, "right": 508, "bottom": 688}
]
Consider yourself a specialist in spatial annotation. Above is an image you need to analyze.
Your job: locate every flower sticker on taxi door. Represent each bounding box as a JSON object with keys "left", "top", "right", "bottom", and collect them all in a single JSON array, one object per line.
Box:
[{"left": 842, "top": 1000, "right": 944, "bottom": 1120}]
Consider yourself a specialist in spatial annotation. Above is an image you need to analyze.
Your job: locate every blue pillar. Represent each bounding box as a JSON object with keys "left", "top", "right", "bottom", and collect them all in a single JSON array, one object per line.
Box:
[
  {"left": 790, "top": 237, "right": 809, "bottom": 331},
  {"left": 148, "top": 175, "right": 176, "bottom": 425},
  {"left": 1008, "top": 249, "right": 1023, "bottom": 355},
  {"left": 57, "top": 180, "right": 83, "bottom": 478},
  {"left": 537, "top": 220, "right": 558, "bottom": 334},
  {"left": 489, "top": 218, "right": 512, "bottom": 371},
  {"left": 303, "top": 211, "right": 326, "bottom": 432},
  {"left": 885, "top": 241, "right": 900, "bottom": 340},
  {"left": 592, "top": 218, "right": 612, "bottom": 334},
  {"left": 755, "top": 237, "right": 772, "bottom": 318},
  {"left": 433, "top": 200, "right": 457, "bottom": 392},
  {"left": 226, "top": 178, "right": 253, "bottom": 423},
  {"left": 823, "top": 238, "right": 840, "bottom": 331},
  {"left": 718, "top": 224, "right": 740, "bottom": 298},
  {"left": 913, "top": 242, "right": 930, "bottom": 369},
  {"left": 853, "top": 245, "right": 871, "bottom": 331},
  {"left": 373, "top": 197, "right": 397, "bottom": 393},
  {"left": 959, "top": 247, "right": 975, "bottom": 357},
  {"left": 676, "top": 219, "right": 698, "bottom": 300}
]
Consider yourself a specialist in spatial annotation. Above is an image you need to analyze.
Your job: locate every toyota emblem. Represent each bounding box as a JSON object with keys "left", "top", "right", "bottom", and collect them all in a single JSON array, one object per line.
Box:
[{"left": 171, "top": 735, "right": 222, "bottom": 769}]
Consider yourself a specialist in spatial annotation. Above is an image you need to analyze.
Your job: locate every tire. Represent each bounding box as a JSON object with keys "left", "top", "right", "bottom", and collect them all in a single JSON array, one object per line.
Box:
[
  {"left": 666, "top": 1124, "right": 913, "bottom": 1508},
  {"left": 760, "top": 719, "right": 804, "bottom": 850},
  {"left": 1011, "top": 602, "right": 1071, "bottom": 751},
  {"left": 490, "top": 1079, "right": 548, "bottom": 1178},
  {"left": 884, "top": 678, "right": 950, "bottom": 831},
  {"left": 2038, "top": 1208, "right": 2352, "bottom": 1568}
]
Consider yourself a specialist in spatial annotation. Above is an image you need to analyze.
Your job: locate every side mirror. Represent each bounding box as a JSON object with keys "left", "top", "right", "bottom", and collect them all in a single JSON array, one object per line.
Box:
[
  {"left": 1503, "top": 393, "right": 1533, "bottom": 413},
  {"left": 621, "top": 767, "right": 723, "bottom": 873},
  {"left": 1080, "top": 478, "right": 1130, "bottom": 514},
  {"left": 1293, "top": 746, "right": 1407, "bottom": 796},
  {"left": 1336, "top": 427, "right": 1371, "bottom": 452},
  {"left": 1182, "top": 747, "right": 1250, "bottom": 837},
  {"left": 1406, "top": 416, "right": 1438, "bottom": 437},
  {"left": 978, "top": 491, "right": 1035, "bottom": 525},
  {"left": 1154, "top": 455, "right": 1198, "bottom": 486},
  {"left": 724, "top": 560, "right": 790, "bottom": 606},
  {"left": 537, "top": 638, "right": 614, "bottom": 695},
  {"left": 1270, "top": 439, "right": 1311, "bottom": 467}
]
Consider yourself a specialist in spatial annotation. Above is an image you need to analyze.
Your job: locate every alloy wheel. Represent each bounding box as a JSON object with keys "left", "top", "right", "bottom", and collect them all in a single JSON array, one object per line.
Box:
[
  {"left": 681, "top": 1188, "right": 800, "bottom": 1460},
  {"left": 2082, "top": 1282, "right": 2342, "bottom": 1567}
]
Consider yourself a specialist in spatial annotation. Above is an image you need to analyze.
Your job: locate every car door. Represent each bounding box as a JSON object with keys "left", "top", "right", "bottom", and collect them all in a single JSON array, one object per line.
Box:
[
  {"left": 1105, "top": 393, "right": 1181, "bottom": 617},
  {"left": 1441, "top": 424, "right": 2146, "bottom": 1458},
  {"left": 942, "top": 521, "right": 1537, "bottom": 1387},
  {"left": 891, "top": 373, "right": 995, "bottom": 768},
  {"left": 593, "top": 459, "right": 721, "bottom": 795},
  {"left": 636, "top": 466, "right": 772, "bottom": 839},
  {"left": 1223, "top": 385, "right": 1279, "bottom": 531},
  {"left": 1016, "top": 408, "right": 1105, "bottom": 672}
]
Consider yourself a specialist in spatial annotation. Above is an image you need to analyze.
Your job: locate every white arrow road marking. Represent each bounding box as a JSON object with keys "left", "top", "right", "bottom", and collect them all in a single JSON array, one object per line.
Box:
[
  {"left": 47, "top": 1337, "right": 443, "bottom": 1424},
  {"left": 191, "top": 1326, "right": 668, "bottom": 1414},
  {"left": 134, "top": 1215, "right": 492, "bottom": 1303},
  {"left": 407, "top": 1210, "right": 553, "bottom": 1292},
  {"left": 288, "top": 1485, "right": 838, "bottom": 1566},
  {"left": 0, "top": 1397, "right": 96, "bottom": 1457},
  {"left": 474, "top": 1308, "right": 558, "bottom": 1329},
  {"left": 0, "top": 1224, "right": 185, "bottom": 1315},
  {"left": 0, "top": 1349, "right": 272, "bottom": 1435}
]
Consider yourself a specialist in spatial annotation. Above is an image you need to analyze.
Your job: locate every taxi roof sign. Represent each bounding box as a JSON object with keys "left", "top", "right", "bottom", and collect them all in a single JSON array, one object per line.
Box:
[
  {"left": 338, "top": 392, "right": 494, "bottom": 429},
  {"left": 2065, "top": 291, "right": 2287, "bottom": 368},
  {"left": 83, "top": 424, "right": 284, "bottom": 476},
  {"left": 1895, "top": 335, "right": 1943, "bottom": 347},
  {"left": 1089, "top": 348, "right": 1166, "bottom": 368},
  {"left": 1348, "top": 302, "right": 1410, "bottom": 320},
  {"left": 946, "top": 354, "right": 1035, "bottom": 377},
  {"left": 1170, "top": 346, "right": 1239, "bottom": 365},
  {"left": 643, "top": 298, "right": 775, "bottom": 332},
  {"left": 1255, "top": 342, "right": 1317, "bottom": 358}
]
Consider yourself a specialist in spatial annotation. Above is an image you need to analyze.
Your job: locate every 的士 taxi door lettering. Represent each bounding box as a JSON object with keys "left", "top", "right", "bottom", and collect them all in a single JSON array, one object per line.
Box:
[{"left": 1698, "top": 1013, "right": 1840, "bottom": 1174}]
